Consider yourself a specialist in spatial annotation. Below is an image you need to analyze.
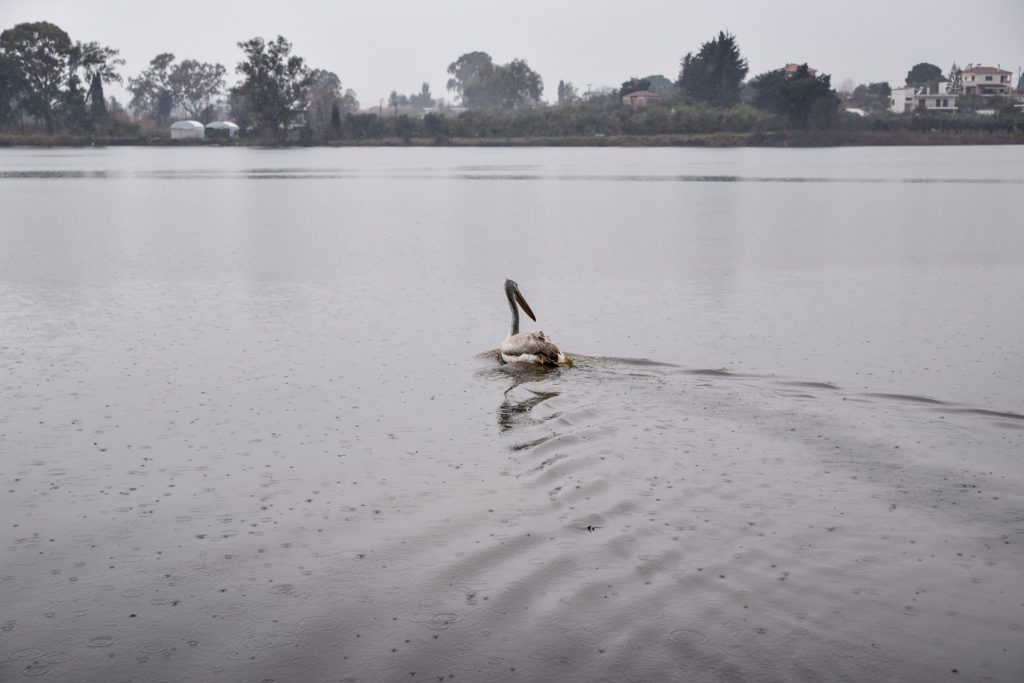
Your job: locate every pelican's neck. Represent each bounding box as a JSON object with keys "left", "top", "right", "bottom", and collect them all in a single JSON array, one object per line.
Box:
[{"left": 507, "top": 285, "right": 520, "bottom": 338}]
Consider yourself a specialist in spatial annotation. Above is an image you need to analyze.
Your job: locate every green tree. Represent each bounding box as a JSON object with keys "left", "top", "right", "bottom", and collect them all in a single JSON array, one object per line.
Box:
[
  {"left": 501, "top": 59, "right": 543, "bottom": 108},
  {"left": 557, "top": 80, "right": 579, "bottom": 105},
  {"left": 89, "top": 72, "right": 107, "bottom": 127},
  {"left": 751, "top": 64, "right": 839, "bottom": 129},
  {"left": 63, "top": 72, "right": 88, "bottom": 129},
  {"left": 866, "top": 82, "right": 891, "bottom": 110},
  {"left": 423, "top": 112, "right": 448, "bottom": 139},
  {"left": 461, "top": 73, "right": 499, "bottom": 108},
  {"left": 227, "top": 89, "right": 253, "bottom": 129},
  {"left": 580, "top": 85, "right": 619, "bottom": 108},
  {"left": 343, "top": 112, "right": 382, "bottom": 139},
  {"left": 408, "top": 82, "right": 434, "bottom": 108},
  {"left": 340, "top": 88, "right": 359, "bottom": 112},
  {"left": 330, "top": 102, "right": 341, "bottom": 137},
  {"left": 233, "top": 35, "right": 313, "bottom": 139},
  {"left": 128, "top": 53, "right": 176, "bottom": 124},
  {"left": 61, "top": 41, "right": 121, "bottom": 131},
  {"left": 750, "top": 70, "right": 789, "bottom": 117},
  {"left": 446, "top": 51, "right": 493, "bottom": 99},
  {"left": 0, "top": 53, "right": 20, "bottom": 127},
  {"left": 947, "top": 62, "right": 963, "bottom": 94},
  {"left": 0, "top": 21, "right": 73, "bottom": 132},
  {"left": 168, "top": 59, "right": 226, "bottom": 121},
  {"left": 905, "top": 62, "right": 943, "bottom": 86},
  {"left": 106, "top": 95, "right": 127, "bottom": 121},
  {"left": 644, "top": 74, "right": 675, "bottom": 96},
  {"left": 677, "top": 31, "right": 748, "bottom": 107},
  {"left": 304, "top": 68, "right": 343, "bottom": 133},
  {"left": 388, "top": 90, "right": 408, "bottom": 108},
  {"left": 393, "top": 114, "right": 415, "bottom": 142},
  {"left": 850, "top": 81, "right": 892, "bottom": 111},
  {"left": 461, "top": 58, "right": 542, "bottom": 110},
  {"left": 620, "top": 77, "right": 652, "bottom": 97},
  {"left": 70, "top": 40, "right": 123, "bottom": 96}
]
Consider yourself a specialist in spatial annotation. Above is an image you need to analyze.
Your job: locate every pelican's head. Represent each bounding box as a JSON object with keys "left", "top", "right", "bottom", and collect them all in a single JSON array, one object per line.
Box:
[{"left": 505, "top": 278, "right": 537, "bottom": 321}]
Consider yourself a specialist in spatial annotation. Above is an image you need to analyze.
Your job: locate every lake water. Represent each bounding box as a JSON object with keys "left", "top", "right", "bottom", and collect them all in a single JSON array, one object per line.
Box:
[{"left": 1, "top": 146, "right": 1022, "bottom": 681}]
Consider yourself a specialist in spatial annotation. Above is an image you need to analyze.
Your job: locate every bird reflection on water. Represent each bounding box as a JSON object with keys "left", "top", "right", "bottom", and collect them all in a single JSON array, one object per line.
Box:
[{"left": 493, "top": 352, "right": 566, "bottom": 433}]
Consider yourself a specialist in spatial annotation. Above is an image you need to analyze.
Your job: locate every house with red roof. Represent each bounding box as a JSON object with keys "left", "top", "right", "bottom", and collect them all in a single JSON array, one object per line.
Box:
[
  {"left": 962, "top": 65, "right": 1013, "bottom": 98},
  {"left": 621, "top": 90, "right": 662, "bottom": 109},
  {"left": 779, "top": 63, "right": 818, "bottom": 77}
]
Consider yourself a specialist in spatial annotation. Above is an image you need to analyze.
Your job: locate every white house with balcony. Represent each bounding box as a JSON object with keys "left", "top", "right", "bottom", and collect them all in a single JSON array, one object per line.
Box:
[
  {"left": 890, "top": 81, "right": 958, "bottom": 113},
  {"left": 962, "top": 65, "right": 1013, "bottom": 98}
]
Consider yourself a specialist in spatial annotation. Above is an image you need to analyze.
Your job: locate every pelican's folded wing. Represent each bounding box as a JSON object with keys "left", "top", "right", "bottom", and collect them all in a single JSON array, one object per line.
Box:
[{"left": 501, "top": 331, "right": 563, "bottom": 365}]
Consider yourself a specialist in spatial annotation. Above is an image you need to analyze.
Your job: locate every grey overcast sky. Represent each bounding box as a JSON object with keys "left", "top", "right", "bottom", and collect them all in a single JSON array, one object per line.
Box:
[{"left": 4, "top": 0, "right": 1022, "bottom": 107}]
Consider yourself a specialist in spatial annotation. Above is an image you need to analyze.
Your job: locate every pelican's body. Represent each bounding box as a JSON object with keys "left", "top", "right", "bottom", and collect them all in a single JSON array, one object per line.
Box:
[{"left": 500, "top": 279, "right": 570, "bottom": 366}]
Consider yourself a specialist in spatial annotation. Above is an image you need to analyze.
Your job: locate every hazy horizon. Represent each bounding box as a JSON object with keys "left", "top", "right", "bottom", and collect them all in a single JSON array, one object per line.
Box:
[{"left": 4, "top": 0, "right": 1023, "bottom": 109}]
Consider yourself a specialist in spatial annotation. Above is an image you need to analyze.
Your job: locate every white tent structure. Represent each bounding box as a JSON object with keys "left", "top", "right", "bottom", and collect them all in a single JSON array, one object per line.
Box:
[
  {"left": 170, "top": 120, "right": 205, "bottom": 140},
  {"left": 205, "top": 121, "right": 240, "bottom": 138}
]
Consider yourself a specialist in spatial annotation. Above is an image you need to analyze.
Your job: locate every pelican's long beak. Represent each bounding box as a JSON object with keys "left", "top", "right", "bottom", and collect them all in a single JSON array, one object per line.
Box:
[{"left": 514, "top": 287, "right": 537, "bottom": 321}]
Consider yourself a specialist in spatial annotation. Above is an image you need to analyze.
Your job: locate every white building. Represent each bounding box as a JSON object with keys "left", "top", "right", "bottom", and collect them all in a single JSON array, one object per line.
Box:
[
  {"left": 962, "top": 65, "right": 1013, "bottom": 98},
  {"left": 205, "top": 121, "right": 240, "bottom": 138},
  {"left": 890, "top": 87, "right": 915, "bottom": 113},
  {"left": 170, "top": 120, "right": 205, "bottom": 140},
  {"left": 890, "top": 81, "right": 958, "bottom": 113}
]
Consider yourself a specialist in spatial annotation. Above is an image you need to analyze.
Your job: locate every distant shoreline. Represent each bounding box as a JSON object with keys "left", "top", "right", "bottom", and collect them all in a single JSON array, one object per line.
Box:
[{"left": 2, "top": 130, "right": 1023, "bottom": 148}]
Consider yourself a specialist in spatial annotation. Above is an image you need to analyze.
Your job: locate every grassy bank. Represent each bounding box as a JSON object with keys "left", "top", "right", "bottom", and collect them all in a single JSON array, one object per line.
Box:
[
  {"left": 2, "top": 129, "right": 1023, "bottom": 148},
  {"left": 415, "top": 130, "right": 1024, "bottom": 147}
]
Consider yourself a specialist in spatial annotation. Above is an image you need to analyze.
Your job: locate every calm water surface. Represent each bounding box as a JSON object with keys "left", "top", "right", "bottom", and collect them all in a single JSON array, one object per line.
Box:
[{"left": 1, "top": 147, "right": 1022, "bottom": 681}]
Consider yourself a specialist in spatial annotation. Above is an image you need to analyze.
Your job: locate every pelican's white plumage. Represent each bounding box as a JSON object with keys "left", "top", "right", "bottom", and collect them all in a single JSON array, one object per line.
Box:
[{"left": 499, "top": 279, "right": 571, "bottom": 366}]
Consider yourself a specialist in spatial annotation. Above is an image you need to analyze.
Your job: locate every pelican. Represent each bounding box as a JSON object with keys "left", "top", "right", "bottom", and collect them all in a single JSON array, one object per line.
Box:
[{"left": 500, "top": 279, "right": 571, "bottom": 366}]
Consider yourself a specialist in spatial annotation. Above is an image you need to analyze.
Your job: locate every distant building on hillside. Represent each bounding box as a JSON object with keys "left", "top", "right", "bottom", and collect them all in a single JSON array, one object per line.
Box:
[
  {"left": 622, "top": 90, "right": 662, "bottom": 109},
  {"left": 170, "top": 120, "right": 205, "bottom": 140}
]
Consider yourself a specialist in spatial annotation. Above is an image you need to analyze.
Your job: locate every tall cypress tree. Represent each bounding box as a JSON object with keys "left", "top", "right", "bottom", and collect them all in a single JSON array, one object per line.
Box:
[
  {"left": 677, "top": 31, "right": 748, "bottom": 107},
  {"left": 330, "top": 101, "right": 341, "bottom": 138},
  {"left": 947, "top": 63, "right": 963, "bottom": 94},
  {"left": 89, "top": 72, "right": 107, "bottom": 128}
]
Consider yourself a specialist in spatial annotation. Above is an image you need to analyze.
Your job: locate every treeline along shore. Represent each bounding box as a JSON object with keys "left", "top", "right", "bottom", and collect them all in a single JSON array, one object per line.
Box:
[
  {"left": 1, "top": 20, "right": 1021, "bottom": 147},
  {"left": 4, "top": 128, "right": 1023, "bottom": 148}
]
